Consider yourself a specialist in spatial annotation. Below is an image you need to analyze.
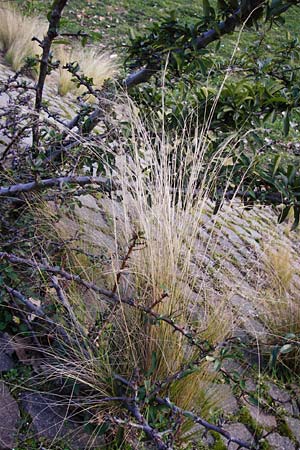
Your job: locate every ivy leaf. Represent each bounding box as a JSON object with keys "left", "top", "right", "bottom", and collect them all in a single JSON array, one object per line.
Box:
[
  {"left": 291, "top": 206, "right": 300, "bottom": 230},
  {"left": 283, "top": 110, "right": 290, "bottom": 137},
  {"left": 203, "top": 0, "right": 211, "bottom": 17},
  {"left": 278, "top": 205, "right": 291, "bottom": 224},
  {"left": 279, "top": 344, "right": 294, "bottom": 354}
]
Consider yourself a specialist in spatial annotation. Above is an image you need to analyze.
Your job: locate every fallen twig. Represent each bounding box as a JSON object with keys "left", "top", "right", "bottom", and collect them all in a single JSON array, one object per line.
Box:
[{"left": 0, "top": 175, "right": 115, "bottom": 197}]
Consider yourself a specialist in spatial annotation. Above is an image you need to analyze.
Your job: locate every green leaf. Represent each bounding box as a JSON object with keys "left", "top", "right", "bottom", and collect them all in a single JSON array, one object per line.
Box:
[
  {"left": 278, "top": 206, "right": 291, "bottom": 224},
  {"left": 217, "top": 0, "right": 228, "bottom": 12},
  {"left": 146, "top": 351, "right": 157, "bottom": 376},
  {"left": 291, "top": 206, "right": 300, "bottom": 230},
  {"left": 213, "top": 359, "right": 222, "bottom": 371},
  {"left": 52, "top": 38, "right": 71, "bottom": 46},
  {"left": 269, "top": 345, "right": 280, "bottom": 369},
  {"left": 287, "top": 165, "right": 297, "bottom": 184},
  {"left": 248, "top": 395, "right": 259, "bottom": 407},
  {"left": 272, "top": 154, "right": 282, "bottom": 177},
  {"left": 279, "top": 344, "right": 294, "bottom": 354},
  {"left": 81, "top": 35, "right": 88, "bottom": 47},
  {"left": 203, "top": 0, "right": 211, "bottom": 17},
  {"left": 283, "top": 110, "right": 290, "bottom": 137}
]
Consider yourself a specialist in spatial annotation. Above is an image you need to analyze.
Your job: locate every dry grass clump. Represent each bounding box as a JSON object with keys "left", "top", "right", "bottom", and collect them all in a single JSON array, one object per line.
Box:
[
  {"left": 56, "top": 45, "right": 118, "bottom": 98},
  {"left": 258, "top": 241, "right": 300, "bottom": 375},
  {"left": 34, "top": 104, "right": 236, "bottom": 445},
  {"left": 263, "top": 242, "right": 294, "bottom": 294},
  {"left": 0, "top": 2, "right": 46, "bottom": 72},
  {"left": 259, "top": 290, "right": 300, "bottom": 374},
  {"left": 0, "top": 4, "right": 117, "bottom": 91}
]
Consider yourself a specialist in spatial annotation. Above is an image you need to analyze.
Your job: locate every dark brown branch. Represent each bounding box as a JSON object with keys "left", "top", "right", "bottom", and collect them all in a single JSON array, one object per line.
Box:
[
  {"left": 4, "top": 284, "right": 70, "bottom": 342},
  {"left": 108, "top": 416, "right": 170, "bottom": 449},
  {"left": 112, "top": 232, "right": 142, "bottom": 294},
  {"left": 51, "top": 275, "right": 86, "bottom": 336},
  {"left": 0, "top": 175, "right": 115, "bottom": 197},
  {"left": 124, "top": 1, "right": 265, "bottom": 88},
  {"left": 114, "top": 371, "right": 170, "bottom": 450},
  {"left": 156, "top": 397, "right": 256, "bottom": 449},
  {"left": 0, "top": 252, "right": 208, "bottom": 350},
  {"left": 4, "top": 284, "right": 90, "bottom": 354},
  {"left": 33, "top": 0, "right": 68, "bottom": 146}
]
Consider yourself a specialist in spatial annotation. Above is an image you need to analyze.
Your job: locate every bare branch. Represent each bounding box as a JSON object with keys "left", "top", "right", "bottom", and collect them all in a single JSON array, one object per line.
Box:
[
  {"left": 156, "top": 397, "right": 256, "bottom": 449},
  {"left": 33, "top": 0, "right": 68, "bottom": 146},
  {"left": 124, "top": 1, "right": 265, "bottom": 88},
  {"left": 51, "top": 275, "right": 86, "bottom": 336},
  {"left": 0, "top": 175, "right": 115, "bottom": 197},
  {"left": 0, "top": 252, "right": 208, "bottom": 351}
]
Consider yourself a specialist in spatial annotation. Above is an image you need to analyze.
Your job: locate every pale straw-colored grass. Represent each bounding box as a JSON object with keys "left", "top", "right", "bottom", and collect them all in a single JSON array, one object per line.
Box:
[
  {"left": 258, "top": 241, "right": 300, "bottom": 374},
  {"left": 56, "top": 45, "right": 118, "bottom": 98},
  {"left": 28, "top": 24, "right": 249, "bottom": 444},
  {"left": 0, "top": 4, "right": 117, "bottom": 90},
  {"left": 0, "top": 2, "right": 46, "bottom": 72}
]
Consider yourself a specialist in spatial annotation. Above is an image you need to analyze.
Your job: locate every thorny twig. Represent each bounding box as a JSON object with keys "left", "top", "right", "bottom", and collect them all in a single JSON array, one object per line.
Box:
[
  {"left": 115, "top": 373, "right": 256, "bottom": 449},
  {"left": 112, "top": 232, "right": 145, "bottom": 294},
  {"left": 156, "top": 397, "right": 256, "bottom": 449},
  {"left": 0, "top": 252, "right": 210, "bottom": 351},
  {"left": 50, "top": 275, "right": 86, "bottom": 336},
  {"left": 33, "top": 0, "right": 68, "bottom": 147}
]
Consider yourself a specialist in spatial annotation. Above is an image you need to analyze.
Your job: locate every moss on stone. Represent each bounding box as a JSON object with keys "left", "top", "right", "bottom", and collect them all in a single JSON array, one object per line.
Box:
[
  {"left": 210, "top": 431, "right": 227, "bottom": 450},
  {"left": 236, "top": 406, "right": 264, "bottom": 436},
  {"left": 277, "top": 419, "right": 295, "bottom": 441},
  {"left": 258, "top": 438, "right": 272, "bottom": 450}
]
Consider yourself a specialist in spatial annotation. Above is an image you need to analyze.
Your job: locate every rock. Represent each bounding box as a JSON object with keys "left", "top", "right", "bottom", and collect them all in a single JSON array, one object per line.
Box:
[
  {"left": 247, "top": 404, "right": 277, "bottom": 429},
  {"left": 222, "top": 423, "right": 254, "bottom": 450},
  {"left": 0, "top": 352, "right": 14, "bottom": 372},
  {"left": 244, "top": 378, "right": 257, "bottom": 392},
  {"left": 230, "top": 294, "right": 257, "bottom": 317},
  {"left": 266, "top": 433, "right": 295, "bottom": 450},
  {"left": 0, "top": 381, "right": 20, "bottom": 449},
  {"left": 285, "top": 417, "right": 300, "bottom": 443},
  {"left": 267, "top": 382, "right": 291, "bottom": 403},
  {"left": 21, "top": 392, "right": 103, "bottom": 449},
  {"left": 21, "top": 392, "right": 71, "bottom": 441},
  {"left": 280, "top": 402, "right": 297, "bottom": 416},
  {"left": 291, "top": 399, "right": 300, "bottom": 417},
  {"left": 278, "top": 398, "right": 299, "bottom": 416},
  {"left": 222, "top": 359, "right": 247, "bottom": 376},
  {"left": 0, "top": 333, "right": 15, "bottom": 372},
  {"left": 216, "top": 385, "right": 239, "bottom": 415},
  {"left": 77, "top": 194, "right": 99, "bottom": 210}
]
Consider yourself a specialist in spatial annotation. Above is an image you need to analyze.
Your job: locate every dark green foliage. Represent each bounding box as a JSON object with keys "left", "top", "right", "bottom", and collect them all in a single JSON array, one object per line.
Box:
[{"left": 126, "top": 1, "right": 300, "bottom": 226}]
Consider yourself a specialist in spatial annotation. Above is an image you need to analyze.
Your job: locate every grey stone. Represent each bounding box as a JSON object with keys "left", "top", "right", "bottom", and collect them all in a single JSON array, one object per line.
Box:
[
  {"left": 267, "top": 382, "right": 291, "bottom": 403},
  {"left": 285, "top": 417, "right": 300, "bottom": 443},
  {"left": 216, "top": 385, "right": 239, "bottom": 415},
  {"left": 230, "top": 294, "right": 257, "bottom": 317},
  {"left": 244, "top": 378, "right": 257, "bottom": 392},
  {"left": 21, "top": 392, "right": 103, "bottom": 449},
  {"left": 291, "top": 399, "right": 300, "bottom": 417},
  {"left": 0, "top": 381, "right": 20, "bottom": 449},
  {"left": 266, "top": 433, "right": 295, "bottom": 450},
  {"left": 222, "top": 359, "right": 247, "bottom": 376},
  {"left": 0, "top": 333, "right": 15, "bottom": 372},
  {"left": 0, "top": 353, "right": 14, "bottom": 372},
  {"left": 242, "top": 316, "right": 268, "bottom": 337},
  {"left": 281, "top": 402, "right": 296, "bottom": 416},
  {"left": 77, "top": 194, "right": 99, "bottom": 210},
  {"left": 222, "top": 423, "right": 254, "bottom": 450},
  {"left": 247, "top": 404, "right": 277, "bottom": 429},
  {"left": 21, "top": 392, "right": 72, "bottom": 440}
]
